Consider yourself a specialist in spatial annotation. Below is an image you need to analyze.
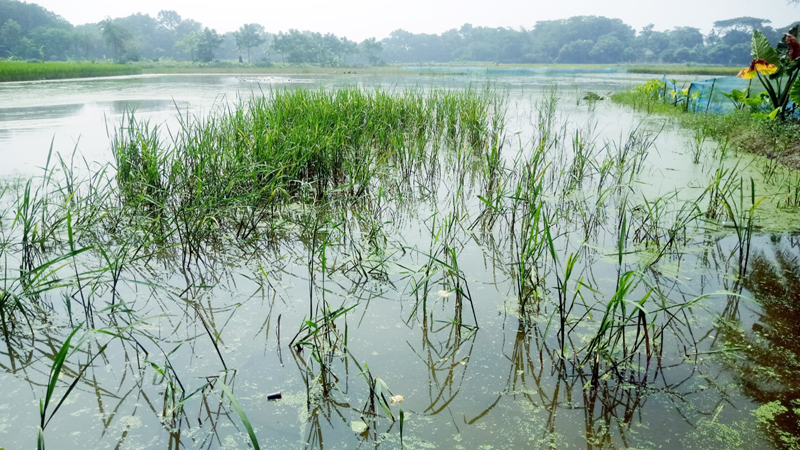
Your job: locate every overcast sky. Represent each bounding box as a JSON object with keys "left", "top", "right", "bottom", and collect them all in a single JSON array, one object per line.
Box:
[{"left": 31, "top": 0, "right": 800, "bottom": 41}]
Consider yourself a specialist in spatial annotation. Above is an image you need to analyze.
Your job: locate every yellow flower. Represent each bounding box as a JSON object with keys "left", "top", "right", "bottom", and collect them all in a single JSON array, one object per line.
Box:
[{"left": 737, "top": 59, "right": 778, "bottom": 79}]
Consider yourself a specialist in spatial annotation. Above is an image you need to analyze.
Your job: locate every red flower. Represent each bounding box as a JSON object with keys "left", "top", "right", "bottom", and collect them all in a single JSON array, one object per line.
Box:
[
  {"left": 786, "top": 33, "right": 800, "bottom": 61},
  {"left": 737, "top": 59, "right": 778, "bottom": 79}
]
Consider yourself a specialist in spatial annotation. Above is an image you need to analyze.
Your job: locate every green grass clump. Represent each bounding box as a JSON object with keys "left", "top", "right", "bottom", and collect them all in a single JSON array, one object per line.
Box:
[
  {"left": 0, "top": 61, "right": 141, "bottom": 82},
  {"left": 627, "top": 65, "right": 741, "bottom": 76},
  {"left": 112, "top": 86, "right": 502, "bottom": 246}
]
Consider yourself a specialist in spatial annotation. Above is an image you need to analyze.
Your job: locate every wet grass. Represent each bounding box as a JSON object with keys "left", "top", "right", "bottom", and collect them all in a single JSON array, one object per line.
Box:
[
  {"left": 0, "top": 61, "right": 141, "bottom": 82},
  {"left": 0, "top": 82, "right": 797, "bottom": 449},
  {"left": 612, "top": 82, "right": 800, "bottom": 170}
]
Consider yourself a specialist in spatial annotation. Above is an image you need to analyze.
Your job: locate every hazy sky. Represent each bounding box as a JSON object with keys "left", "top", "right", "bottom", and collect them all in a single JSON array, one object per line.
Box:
[{"left": 33, "top": 0, "right": 799, "bottom": 41}]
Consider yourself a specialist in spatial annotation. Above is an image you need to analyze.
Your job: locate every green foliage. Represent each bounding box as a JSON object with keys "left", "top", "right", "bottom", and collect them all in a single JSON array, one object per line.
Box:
[
  {"left": 359, "top": 37, "right": 383, "bottom": 65},
  {"left": 30, "top": 27, "right": 74, "bottom": 60},
  {"left": 589, "top": 34, "right": 626, "bottom": 63},
  {"left": 627, "top": 65, "right": 741, "bottom": 76},
  {"left": 722, "top": 88, "right": 770, "bottom": 111},
  {"left": 0, "top": 0, "right": 70, "bottom": 32},
  {"left": 111, "top": 87, "right": 500, "bottom": 238},
  {"left": 613, "top": 79, "right": 800, "bottom": 168},
  {"left": 0, "top": 0, "right": 78, "bottom": 60},
  {"left": 218, "top": 378, "right": 261, "bottom": 450},
  {"left": 37, "top": 325, "right": 109, "bottom": 450},
  {"left": 751, "top": 30, "right": 781, "bottom": 66},
  {"left": 751, "top": 107, "right": 781, "bottom": 120},
  {"left": 0, "top": 61, "right": 140, "bottom": 82},
  {"left": 175, "top": 33, "right": 199, "bottom": 60},
  {"left": 270, "top": 29, "right": 358, "bottom": 65},
  {"left": 744, "top": 29, "right": 800, "bottom": 120},
  {"left": 713, "top": 17, "right": 772, "bottom": 33},
  {"left": 0, "top": 0, "right": 784, "bottom": 65},
  {"left": 0, "top": 19, "right": 22, "bottom": 55},
  {"left": 98, "top": 18, "right": 133, "bottom": 60},
  {"left": 790, "top": 71, "right": 800, "bottom": 106},
  {"left": 194, "top": 28, "right": 223, "bottom": 62},
  {"left": 234, "top": 23, "right": 266, "bottom": 63}
]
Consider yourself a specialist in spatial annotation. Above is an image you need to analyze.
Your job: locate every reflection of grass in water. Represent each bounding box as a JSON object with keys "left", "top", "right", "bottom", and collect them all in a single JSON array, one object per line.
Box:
[
  {"left": 754, "top": 400, "right": 800, "bottom": 450},
  {"left": 5, "top": 81, "right": 800, "bottom": 448},
  {"left": 713, "top": 240, "right": 800, "bottom": 449}
]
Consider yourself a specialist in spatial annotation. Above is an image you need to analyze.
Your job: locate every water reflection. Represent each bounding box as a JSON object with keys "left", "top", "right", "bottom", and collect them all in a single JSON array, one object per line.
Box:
[
  {"left": 0, "top": 103, "right": 87, "bottom": 123},
  {"left": 717, "top": 234, "right": 800, "bottom": 448},
  {"left": 1, "top": 73, "right": 799, "bottom": 449}
]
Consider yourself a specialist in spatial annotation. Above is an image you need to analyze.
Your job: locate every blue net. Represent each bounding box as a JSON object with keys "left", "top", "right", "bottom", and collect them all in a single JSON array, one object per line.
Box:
[
  {"left": 662, "top": 75, "right": 797, "bottom": 116},
  {"left": 662, "top": 76, "right": 753, "bottom": 113}
]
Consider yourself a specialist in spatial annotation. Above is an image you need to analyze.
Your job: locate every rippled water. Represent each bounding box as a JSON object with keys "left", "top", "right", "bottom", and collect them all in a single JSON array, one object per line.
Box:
[{"left": 0, "top": 72, "right": 798, "bottom": 450}]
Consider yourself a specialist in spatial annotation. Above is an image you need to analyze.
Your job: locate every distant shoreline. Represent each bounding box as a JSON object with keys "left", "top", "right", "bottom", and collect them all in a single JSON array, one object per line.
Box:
[{"left": 0, "top": 60, "right": 742, "bottom": 82}]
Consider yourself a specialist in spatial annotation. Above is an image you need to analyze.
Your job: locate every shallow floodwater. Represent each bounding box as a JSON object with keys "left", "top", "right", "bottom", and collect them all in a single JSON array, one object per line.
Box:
[
  {"left": 1, "top": 72, "right": 799, "bottom": 450},
  {"left": 0, "top": 72, "right": 691, "bottom": 176}
]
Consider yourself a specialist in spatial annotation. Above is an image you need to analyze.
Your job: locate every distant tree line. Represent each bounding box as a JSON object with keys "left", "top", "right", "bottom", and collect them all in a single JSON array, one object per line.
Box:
[
  {"left": 383, "top": 17, "right": 796, "bottom": 65},
  {"left": 0, "top": 0, "right": 384, "bottom": 64},
  {"left": 0, "top": 0, "right": 797, "bottom": 66}
]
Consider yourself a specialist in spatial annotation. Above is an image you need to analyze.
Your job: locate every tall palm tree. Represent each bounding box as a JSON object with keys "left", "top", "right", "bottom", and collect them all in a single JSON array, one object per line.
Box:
[{"left": 98, "top": 18, "right": 131, "bottom": 59}]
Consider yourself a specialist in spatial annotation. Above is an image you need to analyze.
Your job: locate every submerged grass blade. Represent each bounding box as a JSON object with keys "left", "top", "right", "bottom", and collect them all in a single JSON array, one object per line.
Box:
[{"left": 218, "top": 378, "right": 261, "bottom": 450}]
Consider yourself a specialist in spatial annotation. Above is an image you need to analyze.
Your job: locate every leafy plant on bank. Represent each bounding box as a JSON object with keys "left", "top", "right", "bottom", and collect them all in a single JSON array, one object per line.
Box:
[
  {"left": 721, "top": 87, "right": 770, "bottom": 112},
  {"left": 737, "top": 27, "right": 800, "bottom": 120}
]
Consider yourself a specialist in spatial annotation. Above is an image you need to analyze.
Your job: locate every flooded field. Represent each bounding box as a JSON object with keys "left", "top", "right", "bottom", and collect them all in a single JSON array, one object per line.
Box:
[{"left": 1, "top": 72, "right": 799, "bottom": 450}]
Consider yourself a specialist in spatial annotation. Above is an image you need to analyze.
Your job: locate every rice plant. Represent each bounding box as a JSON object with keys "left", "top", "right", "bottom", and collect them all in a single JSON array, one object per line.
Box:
[
  {"left": 689, "top": 127, "right": 707, "bottom": 164},
  {"left": 37, "top": 325, "right": 112, "bottom": 450},
  {"left": 0, "top": 61, "right": 141, "bottom": 82}
]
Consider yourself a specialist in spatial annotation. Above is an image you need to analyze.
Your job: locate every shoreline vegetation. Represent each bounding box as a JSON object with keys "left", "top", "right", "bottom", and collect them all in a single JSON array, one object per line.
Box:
[
  {"left": 2, "top": 1, "right": 794, "bottom": 71},
  {"left": 0, "top": 60, "right": 142, "bottom": 81},
  {"left": 612, "top": 82, "right": 800, "bottom": 170},
  {"left": 613, "top": 29, "right": 800, "bottom": 175},
  {"left": 0, "top": 60, "right": 742, "bottom": 82}
]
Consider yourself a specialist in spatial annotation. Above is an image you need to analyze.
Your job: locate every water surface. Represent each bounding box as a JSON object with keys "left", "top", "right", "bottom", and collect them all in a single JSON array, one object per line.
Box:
[{"left": 0, "top": 72, "right": 798, "bottom": 450}]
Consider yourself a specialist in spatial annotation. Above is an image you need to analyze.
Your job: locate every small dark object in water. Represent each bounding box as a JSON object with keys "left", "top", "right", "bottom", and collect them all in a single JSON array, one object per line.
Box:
[
  {"left": 583, "top": 92, "right": 604, "bottom": 101},
  {"left": 267, "top": 391, "right": 282, "bottom": 400}
]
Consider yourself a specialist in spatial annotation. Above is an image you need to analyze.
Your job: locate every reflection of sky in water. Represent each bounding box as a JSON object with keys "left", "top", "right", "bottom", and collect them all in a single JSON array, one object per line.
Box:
[
  {"left": 0, "top": 74, "right": 310, "bottom": 175},
  {"left": 0, "top": 72, "right": 687, "bottom": 177}
]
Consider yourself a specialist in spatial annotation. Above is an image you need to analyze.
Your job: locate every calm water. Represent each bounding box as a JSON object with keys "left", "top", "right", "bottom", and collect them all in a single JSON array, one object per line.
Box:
[{"left": 0, "top": 72, "right": 798, "bottom": 450}]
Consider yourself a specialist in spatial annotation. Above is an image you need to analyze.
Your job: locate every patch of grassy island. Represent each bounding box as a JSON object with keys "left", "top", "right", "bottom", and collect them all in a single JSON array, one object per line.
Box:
[
  {"left": 0, "top": 60, "right": 142, "bottom": 82},
  {"left": 374, "top": 61, "right": 740, "bottom": 76},
  {"left": 133, "top": 59, "right": 410, "bottom": 75},
  {"left": 109, "top": 86, "right": 503, "bottom": 260},
  {"left": 627, "top": 65, "right": 740, "bottom": 76},
  {"left": 0, "top": 59, "right": 741, "bottom": 79}
]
